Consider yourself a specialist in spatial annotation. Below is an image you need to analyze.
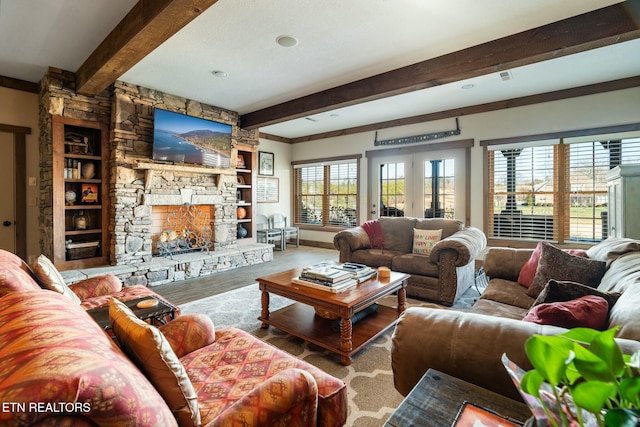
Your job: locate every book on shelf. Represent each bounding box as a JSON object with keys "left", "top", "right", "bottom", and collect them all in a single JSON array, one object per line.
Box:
[{"left": 292, "top": 277, "right": 359, "bottom": 293}]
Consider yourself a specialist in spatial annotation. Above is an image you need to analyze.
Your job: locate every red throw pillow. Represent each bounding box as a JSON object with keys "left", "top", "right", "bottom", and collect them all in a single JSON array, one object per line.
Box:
[
  {"left": 523, "top": 295, "right": 609, "bottom": 330},
  {"left": 517, "top": 242, "right": 588, "bottom": 288}
]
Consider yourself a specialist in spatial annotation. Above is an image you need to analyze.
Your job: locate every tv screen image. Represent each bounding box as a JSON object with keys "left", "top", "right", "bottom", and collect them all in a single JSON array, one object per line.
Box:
[{"left": 152, "top": 108, "right": 232, "bottom": 168}]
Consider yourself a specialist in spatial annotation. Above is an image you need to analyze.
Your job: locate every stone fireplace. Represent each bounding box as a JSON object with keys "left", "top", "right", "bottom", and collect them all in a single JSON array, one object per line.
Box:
[
  {"left": 114, "top": 163, "right": 239, "bottom": 264},
  {"left": 40, "top": 70, "right": 272, "bottom": 287},
  {"left": 152, "top": 204, "right": 215, "bottom": 256}
]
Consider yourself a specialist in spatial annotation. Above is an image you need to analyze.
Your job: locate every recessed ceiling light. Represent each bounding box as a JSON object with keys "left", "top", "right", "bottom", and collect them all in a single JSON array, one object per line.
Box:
[
  {"left": 276, "top": 35, "right": 299, "bottom": 48},
  {"left": 462, "top": 83, "right": 474, "bottom": 90},
  {"left": 211, "top": 70, "right": 228, "bottom": 78}
]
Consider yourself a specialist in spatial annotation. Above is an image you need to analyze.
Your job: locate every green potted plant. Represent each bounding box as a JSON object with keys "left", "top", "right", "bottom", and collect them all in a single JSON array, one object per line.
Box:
[{"left": 520, "top": 326, "right": 640, "bottom": 427}]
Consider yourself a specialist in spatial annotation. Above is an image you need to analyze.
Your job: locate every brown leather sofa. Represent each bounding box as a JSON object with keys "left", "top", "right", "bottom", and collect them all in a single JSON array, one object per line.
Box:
[
  {"left": 333, "top": 217, "right": 486, "bottom": 305},
  {"left": 390, "top": 237, "right": 640, "bottom": 401}
]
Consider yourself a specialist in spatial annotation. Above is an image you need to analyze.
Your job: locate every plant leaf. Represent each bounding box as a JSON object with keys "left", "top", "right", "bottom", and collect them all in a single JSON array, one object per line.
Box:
[
  {"left": 521, "top": 370, "right": 545, "bottom": 398},
  {"left": 561, "top": 327, "right": 603, "bottom": 345},
  {"left": 619, "top": 377, "right": 640, "bottom": 407},
  {"left": 571, "top": 381, "right": 616, "bottom": 414},
  {"left": 525, "top": 335, "right": 573, "bottom": 385},
  {"left": 588, "top": 328, "right": 625, "bottom": 377},
  {"left": 604, "top": 408, "right": 640, "bottom": 427},
  {"left": 571, "top": 343, "right": 614, "bottom": 382},
  {"left": 629, "top": 350, "right": 640, "bottom": 369}
]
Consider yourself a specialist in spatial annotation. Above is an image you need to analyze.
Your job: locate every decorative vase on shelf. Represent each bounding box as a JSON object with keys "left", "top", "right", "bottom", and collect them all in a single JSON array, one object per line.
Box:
[
  {"left": 237, "top": 224, "right": 248, "bottom": 239},
  {"left": 236, "top": 207, "right": 247, "bottom": 219},
  {"left": 81, "top": 162, "right": 96, "bottom": 179}
]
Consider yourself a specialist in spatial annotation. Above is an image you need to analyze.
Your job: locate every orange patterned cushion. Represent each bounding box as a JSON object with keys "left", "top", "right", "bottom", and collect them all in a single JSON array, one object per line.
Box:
[
  {"left": 0, "top": 268, "right": 41, "bottom": 296},
  {"left": 109, "top": 298, "right": 200, "bottom": 427},
  {"left": 160, "top": 313, "right": 216, "bottom": 358},
  {"left": 0, "top": 249, "right": 36, "bottom": 276},
  {"left": 213, "top": 368, "right": 318, "bottom": 426},
  {"left": 70, "top": 274, "right": 123, "bottom": 300},
  {"left": 180, "top": 327, "right": 347, "bottom": 426},
  {"left": 0, "top": 291, "right": 177, "bottom": 426},
  {"left": 0, "top": 250, "right": 41, "bottom": 296}
]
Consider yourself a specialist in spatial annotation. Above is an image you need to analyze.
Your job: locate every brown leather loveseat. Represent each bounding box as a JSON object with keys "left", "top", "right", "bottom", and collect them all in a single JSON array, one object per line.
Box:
[{"left": 333, "top": 217, "right": 486, "bottom": 306}]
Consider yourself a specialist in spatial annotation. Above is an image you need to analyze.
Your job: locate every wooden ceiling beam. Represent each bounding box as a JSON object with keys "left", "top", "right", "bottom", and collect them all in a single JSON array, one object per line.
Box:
[
  {"left": 0, "top": 75, "right": 39, "bottom": 93},
  {"left": 241, "top": 1, "right": 640, "bottom": 130},
  {"left": 287, "top": 76, "right": 640, "bottom": 144},
  {"left": 75, "top": 0, "right": 218, "bottom": 95}
]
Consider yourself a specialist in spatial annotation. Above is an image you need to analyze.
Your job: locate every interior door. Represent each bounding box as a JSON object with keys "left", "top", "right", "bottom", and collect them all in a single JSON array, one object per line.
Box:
[
  {"left": 371, "top": 148, "right": 466, "bottom": 220},
  {"left": 0, "top": 132, "right": 16, "bottom": 252}
]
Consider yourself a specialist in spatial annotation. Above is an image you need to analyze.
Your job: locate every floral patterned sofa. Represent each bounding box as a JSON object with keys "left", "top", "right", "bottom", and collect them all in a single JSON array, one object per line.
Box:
[{"left": 0, "top": 250, "right": 348, "bottom": 426}]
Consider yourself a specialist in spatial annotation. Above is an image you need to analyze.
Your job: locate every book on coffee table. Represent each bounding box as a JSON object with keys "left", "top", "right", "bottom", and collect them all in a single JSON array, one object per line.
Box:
[
  {"left": 300, "top": 265, "right": 353, "bottom": 283},
  {"left": 292, "top": 276, "right": 359, "bottom": 293}
]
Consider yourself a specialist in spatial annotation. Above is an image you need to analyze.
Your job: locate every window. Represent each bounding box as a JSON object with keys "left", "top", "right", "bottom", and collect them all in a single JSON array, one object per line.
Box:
[
  {"left": 424, "top": 158, "right": 455, "bottom": 218},
  {"left": 293, "top": 156, "right": 360, "bottom": 228},
  {"left": 486, "top": 133, "right": 640, "bottom": 243},
  {"left": 380, "top": 162, "right": 405, "bottom": 217}
]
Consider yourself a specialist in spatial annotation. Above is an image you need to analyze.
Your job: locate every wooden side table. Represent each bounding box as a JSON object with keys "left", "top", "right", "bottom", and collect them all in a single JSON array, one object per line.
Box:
[
  {"left": 385, "top": 369, "right": 531, "bottom": 427},
  {"left": 86, "top": 296, "right": 176, "bottom": 331}
]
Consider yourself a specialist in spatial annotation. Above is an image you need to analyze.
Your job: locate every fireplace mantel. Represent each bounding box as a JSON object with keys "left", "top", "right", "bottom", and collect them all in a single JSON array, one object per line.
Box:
[{"left": 134, "top": 161, "right": 236, "bottom": 191}]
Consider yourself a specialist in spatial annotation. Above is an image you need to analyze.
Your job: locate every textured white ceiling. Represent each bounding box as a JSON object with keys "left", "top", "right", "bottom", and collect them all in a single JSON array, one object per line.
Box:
[{"left": 1, "top": 0, "right": 636, "bottom": 138}]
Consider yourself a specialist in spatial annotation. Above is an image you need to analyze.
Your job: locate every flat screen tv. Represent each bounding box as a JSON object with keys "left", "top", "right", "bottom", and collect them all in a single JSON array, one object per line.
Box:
[{"left": 152, "top": 108, "right": 232, "bottom": 168}]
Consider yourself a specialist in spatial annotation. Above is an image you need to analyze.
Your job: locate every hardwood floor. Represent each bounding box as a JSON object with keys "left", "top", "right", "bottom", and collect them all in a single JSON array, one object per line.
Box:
[{"left": 154, "top": 245, "right": 339, "bottom": 306}]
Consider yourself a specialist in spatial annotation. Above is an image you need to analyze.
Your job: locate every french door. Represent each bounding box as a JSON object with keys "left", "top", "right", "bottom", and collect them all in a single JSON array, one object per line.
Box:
[{"left": 370, "top": 149, "right": 466, "bottom": 220}]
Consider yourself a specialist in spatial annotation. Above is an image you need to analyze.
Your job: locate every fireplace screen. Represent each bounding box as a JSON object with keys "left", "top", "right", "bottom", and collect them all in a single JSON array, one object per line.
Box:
[{"left": 156, "top": 203, "right": 213, "bottom": 256}]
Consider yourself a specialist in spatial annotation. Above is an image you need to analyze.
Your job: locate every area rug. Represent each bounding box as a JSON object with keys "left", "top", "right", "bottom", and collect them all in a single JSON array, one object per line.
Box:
[{"left": 180, "top": 283, "right": 483, "bottom": 426}]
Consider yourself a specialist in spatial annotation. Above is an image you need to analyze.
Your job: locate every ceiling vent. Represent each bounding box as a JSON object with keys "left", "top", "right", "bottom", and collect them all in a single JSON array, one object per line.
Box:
[{"left": 499, "top": 71, "right": 513, "bottom": 81}]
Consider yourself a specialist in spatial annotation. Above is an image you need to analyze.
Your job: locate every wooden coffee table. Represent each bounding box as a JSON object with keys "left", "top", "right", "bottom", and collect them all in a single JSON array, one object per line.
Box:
[{"left": 257, "top": 268, "right": 409, "bottom": 365}]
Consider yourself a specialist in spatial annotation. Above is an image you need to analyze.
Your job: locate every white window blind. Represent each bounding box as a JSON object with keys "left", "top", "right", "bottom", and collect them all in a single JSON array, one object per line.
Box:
[{"left": 487, "top": 135, "right": 640, "bottom": 243}]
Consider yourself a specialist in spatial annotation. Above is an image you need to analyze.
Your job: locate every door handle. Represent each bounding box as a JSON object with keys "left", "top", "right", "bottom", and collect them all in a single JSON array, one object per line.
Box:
[{"left": 2, "top": 220, "right": 13, "bottom": 227}]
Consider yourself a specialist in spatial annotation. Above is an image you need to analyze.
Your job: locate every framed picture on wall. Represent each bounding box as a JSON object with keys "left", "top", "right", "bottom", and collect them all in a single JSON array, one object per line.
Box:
[
  {"left": 258, "top": 151, "right": 274, "bottom": 176},
  {"left": 256, "top": 177, "right": 279, "bottom": 203}
]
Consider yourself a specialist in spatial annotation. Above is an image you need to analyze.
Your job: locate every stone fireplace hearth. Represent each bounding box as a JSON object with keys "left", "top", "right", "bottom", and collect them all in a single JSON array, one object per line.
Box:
[{"left": 42, "top": 72, "right": 273, "bottom": 287}]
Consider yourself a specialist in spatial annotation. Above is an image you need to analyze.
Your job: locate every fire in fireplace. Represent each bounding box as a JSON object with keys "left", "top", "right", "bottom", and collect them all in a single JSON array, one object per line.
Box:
[{"left": 155, "top": 203, "right": 213, "bottom": 256}]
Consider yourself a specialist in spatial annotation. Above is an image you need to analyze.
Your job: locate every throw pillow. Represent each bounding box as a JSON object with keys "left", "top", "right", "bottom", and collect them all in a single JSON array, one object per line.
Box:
[
  {"left": 527, "top": 242, "right": 606, "bottom": 298},
  {"left": 31, "top": 254, "right": 82, "bottom": 304},
  {"left": 412, "top": 228, "right": 442, "bottom": 255},
  {"left": 533, "top": 279, "right": 621, "bottom": 310},
  {"left": 361, "top": 219, "right": 385, "bottom": 249},
  {"left": 523, "top": 295, "right": 609, "bottom": 330},
  {"left": 109, "top": 298, "right": 200, "bottom": 427},
  {"left": 517, "top": 242, "right": 588, "bottom": 288}
]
